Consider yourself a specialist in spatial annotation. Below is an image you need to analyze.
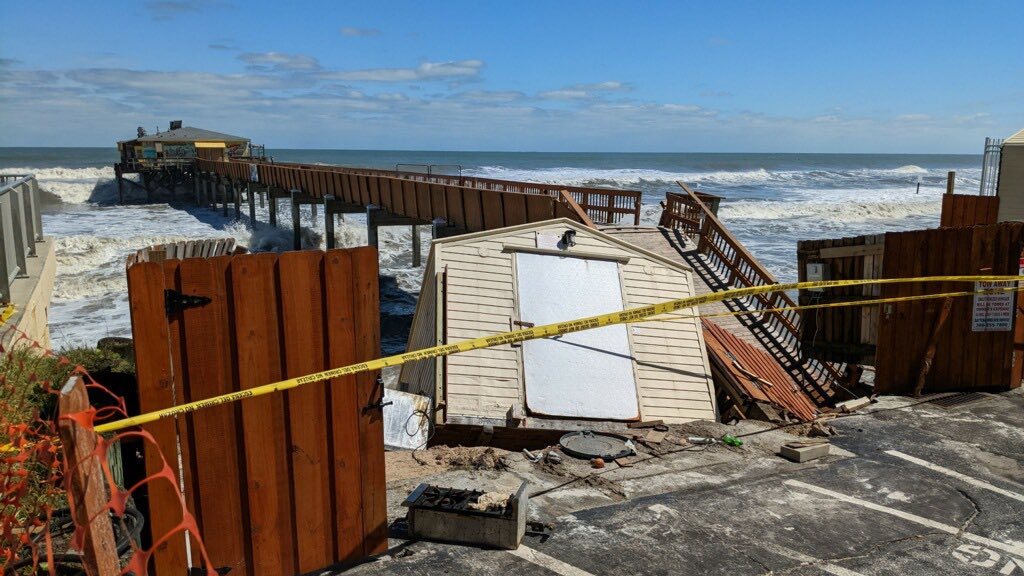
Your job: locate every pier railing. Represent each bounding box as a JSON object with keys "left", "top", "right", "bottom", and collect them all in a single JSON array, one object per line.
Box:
[
  {"left": 0, "top": 174, "right": 43, "bottom": 302},
  {"left": 660, "top": 183, "right": 846, "bottom": 405},
  {"left": 196, "top": 158, "right": 641, "bottom": 225}
]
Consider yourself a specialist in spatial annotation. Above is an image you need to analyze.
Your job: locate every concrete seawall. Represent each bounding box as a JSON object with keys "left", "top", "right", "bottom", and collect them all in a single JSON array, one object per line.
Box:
[{"left": 3, "top": 237, "right": 55, "bottom": 349}]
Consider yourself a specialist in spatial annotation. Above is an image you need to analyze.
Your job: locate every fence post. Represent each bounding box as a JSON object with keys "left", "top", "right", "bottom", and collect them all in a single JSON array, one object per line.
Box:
[{"left": 58, "top": 376, "right": 120, "bottom": 575}]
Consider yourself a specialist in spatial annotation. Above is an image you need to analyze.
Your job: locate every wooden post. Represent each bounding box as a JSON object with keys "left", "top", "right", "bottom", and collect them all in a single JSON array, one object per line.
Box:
[
  {"left": 269, "top": 191, "right": 278, "bottom": 227},
  {"left": 233, "top": 181, "right": 241, "bottom": 220},
  {"left": 259, "top": 187, "right": 265, "bottom": 209},
  {"left": 324, "top": 195, "right": 336, "bottom": 249},
  {"left": 291, "top": 189, "right": 301, "bottom": 251},
  {"left": 412, "top": 225, "right": 421, "bottom": 267},
  {"left": 194, "top": 170, "right": 202, "bottom": 206},
  {"left": 222, "top": 177, "right": 230, "bottom": 217},
  {"left": 367, "top": 205, "right": 381, "bottom": 248},
  {"left": 946, "top": 171, "right": 956, "bottom": 195},
  {"left": 58, "top": 376, "right": 120, "bottom": 575},
  {"left": 115, "top": 164, "right": 125, "bottom": 205},
  {"left": 248, "top": 182, "right": 256, "bottom": 222}
]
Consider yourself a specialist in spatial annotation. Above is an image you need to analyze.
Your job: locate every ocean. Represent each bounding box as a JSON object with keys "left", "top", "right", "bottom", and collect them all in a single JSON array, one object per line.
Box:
[{"left": 0, "top": 147, "right": 981, "bottom": 353}]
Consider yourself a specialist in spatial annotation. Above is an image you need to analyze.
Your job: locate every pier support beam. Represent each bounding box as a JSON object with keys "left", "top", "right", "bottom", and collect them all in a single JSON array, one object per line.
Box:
[
  {"left": 194, "top": 171, "right": 202, "bottom": 205},
  {"left": 324, "top": 195, "right": 336, "bottom": 249},
  {"left": 411, "top": 226, "right": 421, "bottom": 268},
  {"left": 115, "top": 164, "right": 124, "bottom": 205},
  {"left": 291, "top": 190, "right": 301, "bottom": 251},
  {"left": 367, "top": 205, "right": 382, "bottom": 248},
  {"left": 221, "top": 177, "right": 229, "bottom": 217},
  {"left": 247, "top": 182, "right": 256, "bottom": 222},
  {"left": 269, "top": 190, "right": 278, "bottom": 227},
  {"left": 233, "top": 180, "right": 241, "bottom": 220}
]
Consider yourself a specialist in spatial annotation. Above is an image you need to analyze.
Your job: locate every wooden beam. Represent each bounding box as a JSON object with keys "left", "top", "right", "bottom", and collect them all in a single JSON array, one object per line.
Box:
[
  {"left": 817, "top": 243, "right": 885, "bottom": 259},
  {"left": 58, "top": 376, "right": 120, "bottom": 576}
]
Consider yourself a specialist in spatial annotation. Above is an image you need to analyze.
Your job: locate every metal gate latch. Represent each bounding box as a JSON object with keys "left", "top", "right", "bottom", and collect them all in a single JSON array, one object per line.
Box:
[{"left": 164, "top": 289, "right": 212, "bottom": 316}]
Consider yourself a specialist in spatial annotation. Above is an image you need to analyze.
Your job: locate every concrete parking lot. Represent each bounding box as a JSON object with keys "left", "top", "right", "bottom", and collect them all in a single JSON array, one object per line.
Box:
[{"left": 342, "top": 389, "right": 1024, "bottom": 576}]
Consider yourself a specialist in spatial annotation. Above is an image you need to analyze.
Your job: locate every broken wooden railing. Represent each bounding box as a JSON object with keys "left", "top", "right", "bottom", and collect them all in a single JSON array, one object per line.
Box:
[
  {"left": 196, "top": 158, "right": 640, "bottom": 226},
  {"left": 660, "top": 183, "right": 846, "bottom": 405},
  {"left": 126, "top": 238, "right": 241, "bottom": 266}
]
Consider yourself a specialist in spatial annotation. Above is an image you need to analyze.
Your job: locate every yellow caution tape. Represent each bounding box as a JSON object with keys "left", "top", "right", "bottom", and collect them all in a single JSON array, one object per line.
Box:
[
  {"left": 91, "top": 275, "right": 1021, "bottom": 434},
  {"left": 0, "top": 304, "right": 14, "bottom": 326}
]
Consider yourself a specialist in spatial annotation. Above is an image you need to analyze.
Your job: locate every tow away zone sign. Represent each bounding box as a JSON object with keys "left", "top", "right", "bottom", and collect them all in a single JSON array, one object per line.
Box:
[{"left": 973, "top": 281, "right": 1015, "bottom": 332}]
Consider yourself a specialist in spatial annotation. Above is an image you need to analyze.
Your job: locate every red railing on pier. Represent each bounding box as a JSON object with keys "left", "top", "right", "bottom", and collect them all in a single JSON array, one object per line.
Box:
[
  {"left": 195, "top": 158, "right": 641, "bottom": 226},
  {"left": 659, "top": 183, "right": 846, "bottom": 405}
]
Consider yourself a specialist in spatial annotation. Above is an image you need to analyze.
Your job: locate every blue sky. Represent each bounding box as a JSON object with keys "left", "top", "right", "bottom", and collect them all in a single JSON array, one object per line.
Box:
[{"left": 0, "top": 1, "right": 1021, "bottom": 152}]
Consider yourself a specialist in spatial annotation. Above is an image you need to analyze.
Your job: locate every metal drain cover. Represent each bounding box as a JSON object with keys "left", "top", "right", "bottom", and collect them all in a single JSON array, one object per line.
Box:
[
  {"left": 926, "top": 392, "right": 989, "bottom": 410},
  {"left": 559, "top": 431, "right": 633, "bottom": 460}
]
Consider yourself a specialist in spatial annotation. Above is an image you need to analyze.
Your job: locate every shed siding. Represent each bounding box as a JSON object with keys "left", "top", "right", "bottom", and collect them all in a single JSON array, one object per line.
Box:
[
  {"left": 621, "top": 261, "right": 717, "bottom": 422},
  {"left": 997, "top": 146, "right": 1024, "bottom": 223},
  {"left": 398, "top": 260, "right": 437, "bottom": 397}
]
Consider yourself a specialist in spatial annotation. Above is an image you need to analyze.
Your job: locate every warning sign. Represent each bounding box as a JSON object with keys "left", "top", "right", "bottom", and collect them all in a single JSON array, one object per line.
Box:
[{"left": 972, "top": 281, "right": 1014, "bottom": 332}]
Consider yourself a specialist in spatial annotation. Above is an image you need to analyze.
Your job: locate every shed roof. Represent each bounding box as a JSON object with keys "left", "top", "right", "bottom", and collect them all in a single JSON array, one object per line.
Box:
[
  {"left": 1005, "top": 128, "right": 1024, "bottom": 146},
  {"left": 430, "top": 218, "right": 693, "bottom": 274},
  {"left": 133, "top": 126, "right": 249, "bottom": 144}
]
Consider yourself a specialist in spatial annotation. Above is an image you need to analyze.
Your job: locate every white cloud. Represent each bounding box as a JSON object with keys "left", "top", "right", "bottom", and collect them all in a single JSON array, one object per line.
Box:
[
  {"left": 339, "top": 26, "right": 381, "bottom": 37},
  {"left": 320, "top": 60, "right": 483, "bottom": 82},
  {"left": 238, "top": 52, "right": 321, "bottom": 72},
  {"left": 538, "top": 81, "right": 631, "bottom": 100}
]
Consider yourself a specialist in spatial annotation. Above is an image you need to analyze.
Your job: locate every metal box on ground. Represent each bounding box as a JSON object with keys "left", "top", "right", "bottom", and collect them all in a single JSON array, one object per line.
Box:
[{"left": 402, "top": 482, "right": 528, "bottom": 550}]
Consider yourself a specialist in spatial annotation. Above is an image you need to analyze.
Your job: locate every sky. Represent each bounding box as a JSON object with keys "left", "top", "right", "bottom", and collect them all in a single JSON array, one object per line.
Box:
[{"left": 0, "top": 0, "right": 1022, "bottom": 152}]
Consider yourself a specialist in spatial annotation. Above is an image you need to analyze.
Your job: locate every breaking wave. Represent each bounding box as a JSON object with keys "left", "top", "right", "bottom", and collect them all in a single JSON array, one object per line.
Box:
[{"left": 719, "top": 198, "right": 942, "bottom": 223}]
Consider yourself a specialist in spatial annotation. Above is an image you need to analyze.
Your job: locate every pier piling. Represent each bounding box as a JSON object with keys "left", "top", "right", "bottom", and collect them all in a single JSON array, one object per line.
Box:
[
  {"left": 247, "top": 182, "right": 256, "bottom": 222},
  {"left": 221, "top": 177, "right": 229, "bottom": 217},
  {"left": 367, "top": 205, "right": 381, "bottom": 248},
  {"left": 233, "top": 181, "right": 241, "bottom": 220},
  {"left": 291, "top": 190, "right": 301, "bottom": 250},
  {"left": 269, "top": 191, "right": 278, "bottom": 227},
  {"left": 412, "top": 225, "right": 421, "bottom": 267},
  {"left": 324, "top": 195, "right": 336, "bottom": 249}
]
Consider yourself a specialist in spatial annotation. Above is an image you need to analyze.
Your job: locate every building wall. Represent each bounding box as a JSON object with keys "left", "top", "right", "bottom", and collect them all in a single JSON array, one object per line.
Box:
[
  {"left": 400, "top": 258, "right": 437, "bottom": 398},
  {"left": 997, "top": 145, "right": 1024, "bottom": 223},
  {"left": 405, "top": 221, "right": 716, "bottom": 424}
]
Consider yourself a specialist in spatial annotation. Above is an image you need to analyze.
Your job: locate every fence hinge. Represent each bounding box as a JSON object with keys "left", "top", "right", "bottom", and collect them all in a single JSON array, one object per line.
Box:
[{"left": 164, "top": 289, "right": 212, "bottom": 316}]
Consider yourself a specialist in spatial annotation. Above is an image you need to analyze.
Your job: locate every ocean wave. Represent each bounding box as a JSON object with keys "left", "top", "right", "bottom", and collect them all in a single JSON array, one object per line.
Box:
[
  {"left": 468, "top": 164, "right": 980, "bottom": 191},
  {"left": 719, "top": 198, "right": 941, "bottom": 222},
  {"left": 3, "top": 165, "right": 120, "bottom": 204}
]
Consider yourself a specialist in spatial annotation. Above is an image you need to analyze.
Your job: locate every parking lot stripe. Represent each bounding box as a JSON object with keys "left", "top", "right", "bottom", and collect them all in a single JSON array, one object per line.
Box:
[
  {"left": 785, "top": 480, "right": 1024, "bottom": 557},
  {"left": 508, "top": 546, "right": 596, "bottom": 576},
  {"left": 884, "top": 450, "right": 1024, "bottom": 503},
  {"left": 760, "top": 542, "right": 866, "bottom": 576}
]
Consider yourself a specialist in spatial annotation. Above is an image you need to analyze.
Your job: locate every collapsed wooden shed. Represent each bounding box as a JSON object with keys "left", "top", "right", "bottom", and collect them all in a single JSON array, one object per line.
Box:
[{"left": 398, "top": 218, "right": 718, "bottom": 430}]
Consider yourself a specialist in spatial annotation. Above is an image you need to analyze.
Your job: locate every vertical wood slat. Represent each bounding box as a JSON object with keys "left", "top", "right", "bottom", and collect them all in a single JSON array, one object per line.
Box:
[
  {"left": 323, "top": 250, "right": 365, "bottom": 561},
  {"left": 279, "top": 252, "right": 333, "bottom": 572},
  {"left": 351, "top": 247, "right": 388, "bottom": 555},
  {"left": 445, "top": 186, "right": 465, "bottom": 228},
  {"left": 231, "top": 254, "right": 297, "bottom": 576},
  {"left": 126, "top": 262, "right": 190, "bottom": 575},
  {"left": 178, "top": 256, "right": 250, "bottom": 573},
  {"left": 480, "top": 190, "right": 505, "bottom": 229}
]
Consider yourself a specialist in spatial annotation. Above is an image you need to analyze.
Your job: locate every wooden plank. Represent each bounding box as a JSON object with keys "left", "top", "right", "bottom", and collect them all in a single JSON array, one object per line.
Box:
[
  {"left": 415, "top": 182, "right": 432, "bottom": 219},
  {"left": 525, "top": 194, "right": 554, "bottom": 223},
  {"left": 58, "top": 376, "right": 120, "bottom": 576},
  {"left": 323, "top": 249, "right": 365, "bottom": 562},
  {"left": 480, "top": 190, "right": 505, "bottom": 230},
  {"left": 278, "top": 251, "right": 333, "bottom": 572},
  {"left": 177, "top": 256, "right": 249, "bottom": 574},
  {"left": 351, "top": 247, "right": 388, "bottom": 555},
  {"left": 230, "top": 253, "right": 297, "bottom": 576},
  {"left": 403, "top": 180, "right": 418, "bottom": 220},
  {"left": 501, "top": 193, "right": 528, "bottom": 226},
  {"left": 161, "top": 260, "right": 201, "bottom": 559},
  {"left": 431, "top": 184, "right": 448, "bottom": 221},
  {"left": 378, "top": 178, "right": 392, "bottom": 212},
  {"left": 444, "top": 186, "right": 466, "bottom": 228},
  {"left": 358, "top": 176, "right": 370, "bottom": 205},
  {"left": 462, "top": 189, "right": 484, "bottom": 231},
  {"left": 391, "top": 178, "right": 406, "bottom": 216},
  {"left": 126, "top": 262, "right": 189, "bottom": 575},
  {"left": 368, "top": 176, "right": 381, "bottom": 205},
  {"left": 818, "top": 243, "right": 885, "bottom": 260}
]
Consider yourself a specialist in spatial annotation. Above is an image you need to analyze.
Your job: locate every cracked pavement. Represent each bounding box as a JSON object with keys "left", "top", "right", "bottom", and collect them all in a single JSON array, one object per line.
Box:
[{"left": 341, "top": 389, "right": 1024, "bottom": 575}]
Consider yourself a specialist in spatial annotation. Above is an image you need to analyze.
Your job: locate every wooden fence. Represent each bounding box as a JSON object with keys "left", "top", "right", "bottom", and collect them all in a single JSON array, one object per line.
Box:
[
  {"left": 796, "top": 234, "right": 885, "bottom": 364},
  {"left": 659, "top": 185, "right": 846, "bottom": 405},
  {"left": 874, "top": 223, "right": 1024, "bottom": 394},
  {"left": 126, "top": 238, "right": 240, "bottom": 266},
  {"left": 127, "top": 247, "right": 386, "bottom": 576},
  {"left": 940, "top": 194, "right": 1000, "bottom": 227},
  {"left": 196, "top": 158, "right": 641, "bottom": 226}
]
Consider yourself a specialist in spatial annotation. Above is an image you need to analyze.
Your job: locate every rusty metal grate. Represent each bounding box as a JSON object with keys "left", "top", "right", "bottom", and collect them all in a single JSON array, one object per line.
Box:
[{"left": 926, "top": 392, "right": 989, "bottom": 409}]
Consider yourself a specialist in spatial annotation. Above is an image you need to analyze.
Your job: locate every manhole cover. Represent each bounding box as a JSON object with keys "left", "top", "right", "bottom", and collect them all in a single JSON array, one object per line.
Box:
[
  {"left": 926, "top": 392, "right": 989, "bottom": 410},
  {"left": 559, "top": 431, "right": 633, "bottom": 460}
]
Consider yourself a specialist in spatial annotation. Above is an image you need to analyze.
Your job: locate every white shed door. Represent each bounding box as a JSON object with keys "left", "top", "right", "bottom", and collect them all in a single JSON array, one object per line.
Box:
[{"left": 515, "top": 252, "right": 639, "bottom": 420}]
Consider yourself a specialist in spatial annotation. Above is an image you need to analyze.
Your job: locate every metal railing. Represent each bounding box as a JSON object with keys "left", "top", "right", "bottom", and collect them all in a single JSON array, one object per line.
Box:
[
  {"left": 659, "top": 183, "right": 845, "bottom": 405},
  {"left": 979, "top": 137, "right": 1003, "bottom": 196},
  {"left": 0, "top": 174, "right": 43, "bottom": 302}
]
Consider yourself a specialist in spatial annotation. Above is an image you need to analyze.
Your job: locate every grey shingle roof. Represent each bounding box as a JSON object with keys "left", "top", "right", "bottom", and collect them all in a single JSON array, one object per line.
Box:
[{"left": 134, "top": 126, "right": 249, "bottom": 143}]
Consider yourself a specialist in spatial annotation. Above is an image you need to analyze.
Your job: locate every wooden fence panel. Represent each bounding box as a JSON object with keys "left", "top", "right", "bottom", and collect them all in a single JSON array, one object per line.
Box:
[
  {"left": 525, "top": 194, "right": 553, "bottom": 223},
  {"left": 403, "top": 181, "right": 418, "bottom": 220},
  {"left": 128, "top": 249, "right": 386, "bottom": 576},
  {"left": 445, "top": 186, "right": 465, "bottom": 228},
  {"left": 941, "top": 195, "right": 1000, "bottom": 227},
  {"left": 463, "top": 189, "right": 484, "bottom": 231},
  {"left": 874, "top": 223, "right": 1024, "bottom": 394},
  {"left": 502, "top": 193, "right": 528, "bottom": 226},
  {"left": 481, "top": 190, "right": 505, "bottom": 229},
  {"left": 415, "top": 182, "right": 432, "bottom": 218}
]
